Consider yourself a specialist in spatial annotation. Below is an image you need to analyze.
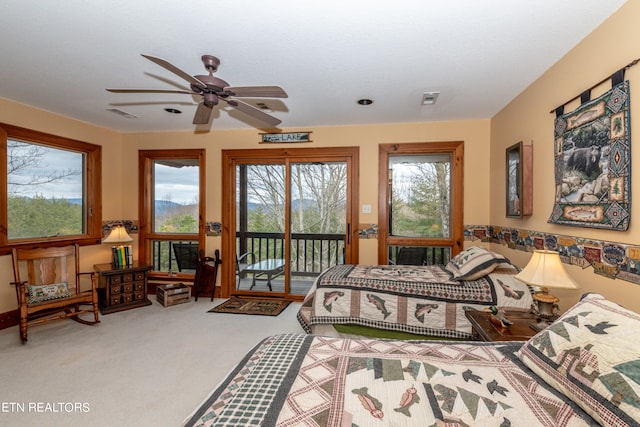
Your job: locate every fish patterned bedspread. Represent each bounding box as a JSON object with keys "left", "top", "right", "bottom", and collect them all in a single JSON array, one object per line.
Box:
[
  {"left": 297, "top": 264, "right": 534, "bottom": 339},
  {"left": 182, "top": 334, "right": 595, "bottom": 426}
]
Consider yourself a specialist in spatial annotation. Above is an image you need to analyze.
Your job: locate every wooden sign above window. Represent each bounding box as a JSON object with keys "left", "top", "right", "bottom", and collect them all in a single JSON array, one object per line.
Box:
[{"left": 259, "top": 131, "right": 312, "bottom": 144}]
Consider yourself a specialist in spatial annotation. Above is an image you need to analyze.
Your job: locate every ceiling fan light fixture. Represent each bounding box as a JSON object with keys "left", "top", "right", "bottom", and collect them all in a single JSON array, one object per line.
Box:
[
  {"left": 108, "top": 54, "right": 287, "bottom": 127},
  {"left": 357, "top": 98, "right": 373, "bottom": 106},
  {"left": 422, "top": 91, "right": 440, "bottom": 105}
]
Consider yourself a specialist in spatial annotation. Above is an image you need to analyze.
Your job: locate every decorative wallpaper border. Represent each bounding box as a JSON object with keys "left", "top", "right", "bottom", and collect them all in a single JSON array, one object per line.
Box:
[
  {"left": 465, "top": 225, "right": 640, "bottom": 286},
  {"left": 102, "top": 220, "right": 138, "bottom": 238}
]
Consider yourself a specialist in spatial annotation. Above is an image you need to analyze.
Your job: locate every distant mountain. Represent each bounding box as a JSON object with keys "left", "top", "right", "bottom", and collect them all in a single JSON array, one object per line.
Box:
[
  {"left": 155, "top": 200, "right": 189, "bottom": 216},
  {"left": 64, "top": 198, "right": 327, "bottom": 212}
]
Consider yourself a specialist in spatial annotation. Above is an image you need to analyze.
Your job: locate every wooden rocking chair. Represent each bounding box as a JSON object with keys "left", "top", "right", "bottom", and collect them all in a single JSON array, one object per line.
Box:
[{"left": 10, "top": 244, "right": 100, "bottom": 343}]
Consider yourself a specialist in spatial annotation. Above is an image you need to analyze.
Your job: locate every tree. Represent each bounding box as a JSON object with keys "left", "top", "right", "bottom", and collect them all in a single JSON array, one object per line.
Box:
[
  {"left": 7, "top": 140, "right": 79, "bottom": 196},
  {"left": 390, "top": 161, "right": 450, "bottom": 238},
  {"left": 7, "top": 139, "right": 83, "bottom": 239},
  {"left": 242, "top": 162, "right": 347, "bottom": 272}
]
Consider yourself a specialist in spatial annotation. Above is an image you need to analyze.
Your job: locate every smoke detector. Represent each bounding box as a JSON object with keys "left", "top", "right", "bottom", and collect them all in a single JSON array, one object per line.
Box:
[{"left": 421, "top": 92, "right": 440, "bottom": 105}]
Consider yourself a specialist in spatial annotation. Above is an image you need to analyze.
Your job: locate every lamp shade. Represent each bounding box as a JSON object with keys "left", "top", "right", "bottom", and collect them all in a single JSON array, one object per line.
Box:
[
  {"left": 515, "top": 250, "right": 579, "bottom": 289},
  {"left": 102, "top": 225, "right": 133, "bottom": 244}
]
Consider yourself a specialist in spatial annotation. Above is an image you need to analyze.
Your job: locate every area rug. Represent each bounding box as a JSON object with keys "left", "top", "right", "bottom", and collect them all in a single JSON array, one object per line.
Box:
[{"left": 208, "top": 297, "right": 291, "bottom": 316}]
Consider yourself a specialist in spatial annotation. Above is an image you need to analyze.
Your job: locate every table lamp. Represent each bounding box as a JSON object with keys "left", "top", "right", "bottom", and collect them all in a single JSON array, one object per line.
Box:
[
  {"left": 103, "top": 225, "right": 133, "bottom": 267},
  {"left": 515, "top": 250, "right": 580, "bottom": 331}
]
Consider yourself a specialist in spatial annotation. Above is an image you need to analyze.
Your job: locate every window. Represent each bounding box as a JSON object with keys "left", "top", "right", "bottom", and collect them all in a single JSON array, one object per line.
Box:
[
  {"left": 138, "top": 150, "right": 205, "bottom": 275},
  {"left": 378, "top": 141, "right": 463, "bottom": 264},
  {"left": 1, "top": 123, "right": 102, "bottom": 250}
]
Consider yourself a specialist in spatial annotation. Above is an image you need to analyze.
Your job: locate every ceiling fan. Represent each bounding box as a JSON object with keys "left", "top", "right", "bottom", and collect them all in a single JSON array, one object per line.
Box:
[{"left": 107, "top": 54, "right": 287, "bottom": 126}]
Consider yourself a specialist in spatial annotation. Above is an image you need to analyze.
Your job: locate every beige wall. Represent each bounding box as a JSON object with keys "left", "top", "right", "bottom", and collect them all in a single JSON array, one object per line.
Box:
[
  {"left": 490, "top": 0, "right": 640, "bottom": 313},
  {"left": 0, "top": 100, "right": 490, "bottom": 313}
]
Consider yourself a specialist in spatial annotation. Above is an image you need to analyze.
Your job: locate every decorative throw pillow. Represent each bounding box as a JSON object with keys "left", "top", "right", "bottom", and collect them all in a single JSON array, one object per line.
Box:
[
  {"left": 517, "top": 293, "right": 640, "bottom": 427},
  {"left": 26, "top": 282, "right": 72, "bottom": 304},
  {"left": 445, "top": 245, "right": 510, "bottom": 280}
]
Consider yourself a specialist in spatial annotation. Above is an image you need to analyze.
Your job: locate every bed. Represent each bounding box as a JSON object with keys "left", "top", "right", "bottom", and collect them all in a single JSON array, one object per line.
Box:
[
  {"left": 297, "top": 246, "right": 535, "bottom": 339},
  {"left": 183, "top": 293, "right": 640, "bottom": 426}
]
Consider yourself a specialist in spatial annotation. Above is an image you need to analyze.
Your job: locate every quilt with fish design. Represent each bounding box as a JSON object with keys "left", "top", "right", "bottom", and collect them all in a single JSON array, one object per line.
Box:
[
  {"left": 297, "top": 264, "right": 534, "bottom": 339},
  {"left": 183, "top": 334, "right": 596, "bottom": 426}
]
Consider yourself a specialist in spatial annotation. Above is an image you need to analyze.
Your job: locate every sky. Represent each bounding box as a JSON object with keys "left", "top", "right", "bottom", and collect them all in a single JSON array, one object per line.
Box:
[{"left": 154, "top": 163, "right": 199, "bottom": 204}]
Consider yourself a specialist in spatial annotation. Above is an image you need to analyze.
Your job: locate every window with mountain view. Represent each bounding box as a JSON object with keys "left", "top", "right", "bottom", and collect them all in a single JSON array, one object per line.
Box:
[
  {"left": 1, "top": 123, "right": 102, "bottom": 247},
  {"left": 138, "top": 150, "right": 205, "bottom": 274},
  {"left": 153, "top": 160, "right": 199, "bottom": 234}
]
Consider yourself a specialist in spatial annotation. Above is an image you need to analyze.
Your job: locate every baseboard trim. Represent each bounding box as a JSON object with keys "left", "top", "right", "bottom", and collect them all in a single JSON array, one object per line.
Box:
[{"left": 0, "top": 309, "right": 19, "bottom": 330}]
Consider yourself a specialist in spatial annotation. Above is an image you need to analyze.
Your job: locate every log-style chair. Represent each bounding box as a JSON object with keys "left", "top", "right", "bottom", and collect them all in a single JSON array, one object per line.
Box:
[{"left": 10, "top": 244, "right": 100, "bottom": 343}]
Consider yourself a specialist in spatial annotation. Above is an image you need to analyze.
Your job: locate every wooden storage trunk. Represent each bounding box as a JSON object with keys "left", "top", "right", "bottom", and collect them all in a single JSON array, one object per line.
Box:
[{"left": 156, "top": 283, "right": 191, "bottom": 307}]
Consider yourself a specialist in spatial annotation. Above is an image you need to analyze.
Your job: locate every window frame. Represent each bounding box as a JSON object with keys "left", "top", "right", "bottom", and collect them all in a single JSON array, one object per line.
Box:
[
  {"left": 377, "top": 141, "right": 464, "bottom": 264},
  {"left": 0, "top": 123, "right": 102, "bottom": 254},
  {"left": 138, "top": 149, "right": 206, "bottom": 279}
]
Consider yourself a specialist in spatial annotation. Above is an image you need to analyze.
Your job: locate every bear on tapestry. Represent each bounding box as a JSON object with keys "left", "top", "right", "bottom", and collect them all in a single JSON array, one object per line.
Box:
[{"left": 566, "top": 145, "right": 602, "bottom": 179}]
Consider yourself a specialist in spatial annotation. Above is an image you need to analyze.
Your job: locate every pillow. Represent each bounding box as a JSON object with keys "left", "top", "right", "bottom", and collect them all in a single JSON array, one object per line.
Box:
[
  {"left": 26, "top": 282, "right": 72, "bottom": 304},
  {"left": 517, "top": 293, "right": 640, "bottom": 427},
  {"left": 445, "top": 245, "right": 510, "bottom": 280}
]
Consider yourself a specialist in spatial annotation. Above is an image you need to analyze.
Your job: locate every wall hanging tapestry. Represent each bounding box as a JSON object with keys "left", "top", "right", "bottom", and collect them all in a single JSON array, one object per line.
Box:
[{"left": 548, "top": 77, "right": 631, "bottom": 230}]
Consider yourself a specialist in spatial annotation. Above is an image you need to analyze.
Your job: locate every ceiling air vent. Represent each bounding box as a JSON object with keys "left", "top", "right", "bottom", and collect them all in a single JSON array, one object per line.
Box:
[
  {"left": 106, "top": 108, "right": 138, "bottom": 119},
  {"left": 421, "top": 92, "right": 440, "bottom": 105}
]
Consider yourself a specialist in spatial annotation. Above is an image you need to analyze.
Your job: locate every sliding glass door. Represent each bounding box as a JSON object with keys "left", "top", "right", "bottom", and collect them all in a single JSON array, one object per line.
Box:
[
  {"left": 222, "top": 147, "right": 358, "bottom": 300},
  {"left": 289, "top": 161, "right": 347, "bottom": 295}
]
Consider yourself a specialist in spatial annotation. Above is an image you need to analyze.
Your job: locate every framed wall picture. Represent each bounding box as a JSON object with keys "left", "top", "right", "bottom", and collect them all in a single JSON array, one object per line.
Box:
[{"left": 506, "top": 141, "right": 532, "bottom": 218}]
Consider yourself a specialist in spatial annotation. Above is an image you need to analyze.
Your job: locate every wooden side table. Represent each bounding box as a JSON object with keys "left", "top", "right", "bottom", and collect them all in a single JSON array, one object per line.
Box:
[
  {"left": 94, "top": 262, "right": 152, "bottom": 314},
  {"left": 465, "top": 309, "right": 539, "bottom": 342}
]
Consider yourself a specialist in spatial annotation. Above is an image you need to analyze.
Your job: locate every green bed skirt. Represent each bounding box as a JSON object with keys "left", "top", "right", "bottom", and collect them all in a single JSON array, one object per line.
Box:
[{"left": 333, "top": 324, "right": 463, "bottom": 341}]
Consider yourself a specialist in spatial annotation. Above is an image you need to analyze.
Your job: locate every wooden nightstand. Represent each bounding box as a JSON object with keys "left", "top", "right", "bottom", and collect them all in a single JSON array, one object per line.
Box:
[
  {"left": 465, "top": 309, "right": 539, "bottom": 342},
  {"left": 94, "top": 263, "right": 152, "bottom": 314}
]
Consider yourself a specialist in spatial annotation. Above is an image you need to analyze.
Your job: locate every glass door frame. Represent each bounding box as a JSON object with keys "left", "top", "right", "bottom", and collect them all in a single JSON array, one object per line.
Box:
[{"left": 221, "top": 146, "right": 359, "bottom": 300}]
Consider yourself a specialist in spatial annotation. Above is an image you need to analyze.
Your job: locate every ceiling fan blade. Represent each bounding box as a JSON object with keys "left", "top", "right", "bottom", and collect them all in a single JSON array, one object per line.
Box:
[
  {"left": 141, "top": 54, "right": 206, "bottom": 88},
  {"left": 224, "top": 86, "right": 288, "bottom": 98},
  {"left": 106, "top": 89, "right": 195, "bottom": 94},
  {"left": 223, "top": 98, "right": 282, "bottom": 126},
  {"left": 193, "top": 102, "right": 213, "bottom": 125}
]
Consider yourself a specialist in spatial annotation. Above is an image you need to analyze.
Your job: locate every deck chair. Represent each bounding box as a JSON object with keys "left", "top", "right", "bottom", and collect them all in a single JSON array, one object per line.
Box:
[
  {"left": 193, "top": 249, "right": 222, "bottom": 301},
  {"left": 394, "top": 247, "right": 429, "bottom": 266},
  {"left": 236, "top": 251, "right": 256, "bottom": 288},
  {"left": 172, "top": 242, "right": 199, "bottom": 272},
  {"left": 10, "top": 244, "right": 100, "bottom": 343}
]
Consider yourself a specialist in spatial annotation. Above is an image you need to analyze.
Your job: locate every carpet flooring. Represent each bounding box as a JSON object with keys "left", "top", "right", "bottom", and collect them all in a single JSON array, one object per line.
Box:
[{"left": 0, "top": 297, "right": 303, "bottom": 427}]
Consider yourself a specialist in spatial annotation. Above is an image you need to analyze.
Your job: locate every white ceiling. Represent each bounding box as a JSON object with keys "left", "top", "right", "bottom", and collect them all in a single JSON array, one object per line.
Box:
[{"left": 0, "top": 1, "right": 627, "bottom": 133}]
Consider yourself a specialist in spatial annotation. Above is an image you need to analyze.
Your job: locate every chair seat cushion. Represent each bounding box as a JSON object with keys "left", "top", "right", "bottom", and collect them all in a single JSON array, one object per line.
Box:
[{"left": 27, "top": 282, "right": 72, "bottom": 304}]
